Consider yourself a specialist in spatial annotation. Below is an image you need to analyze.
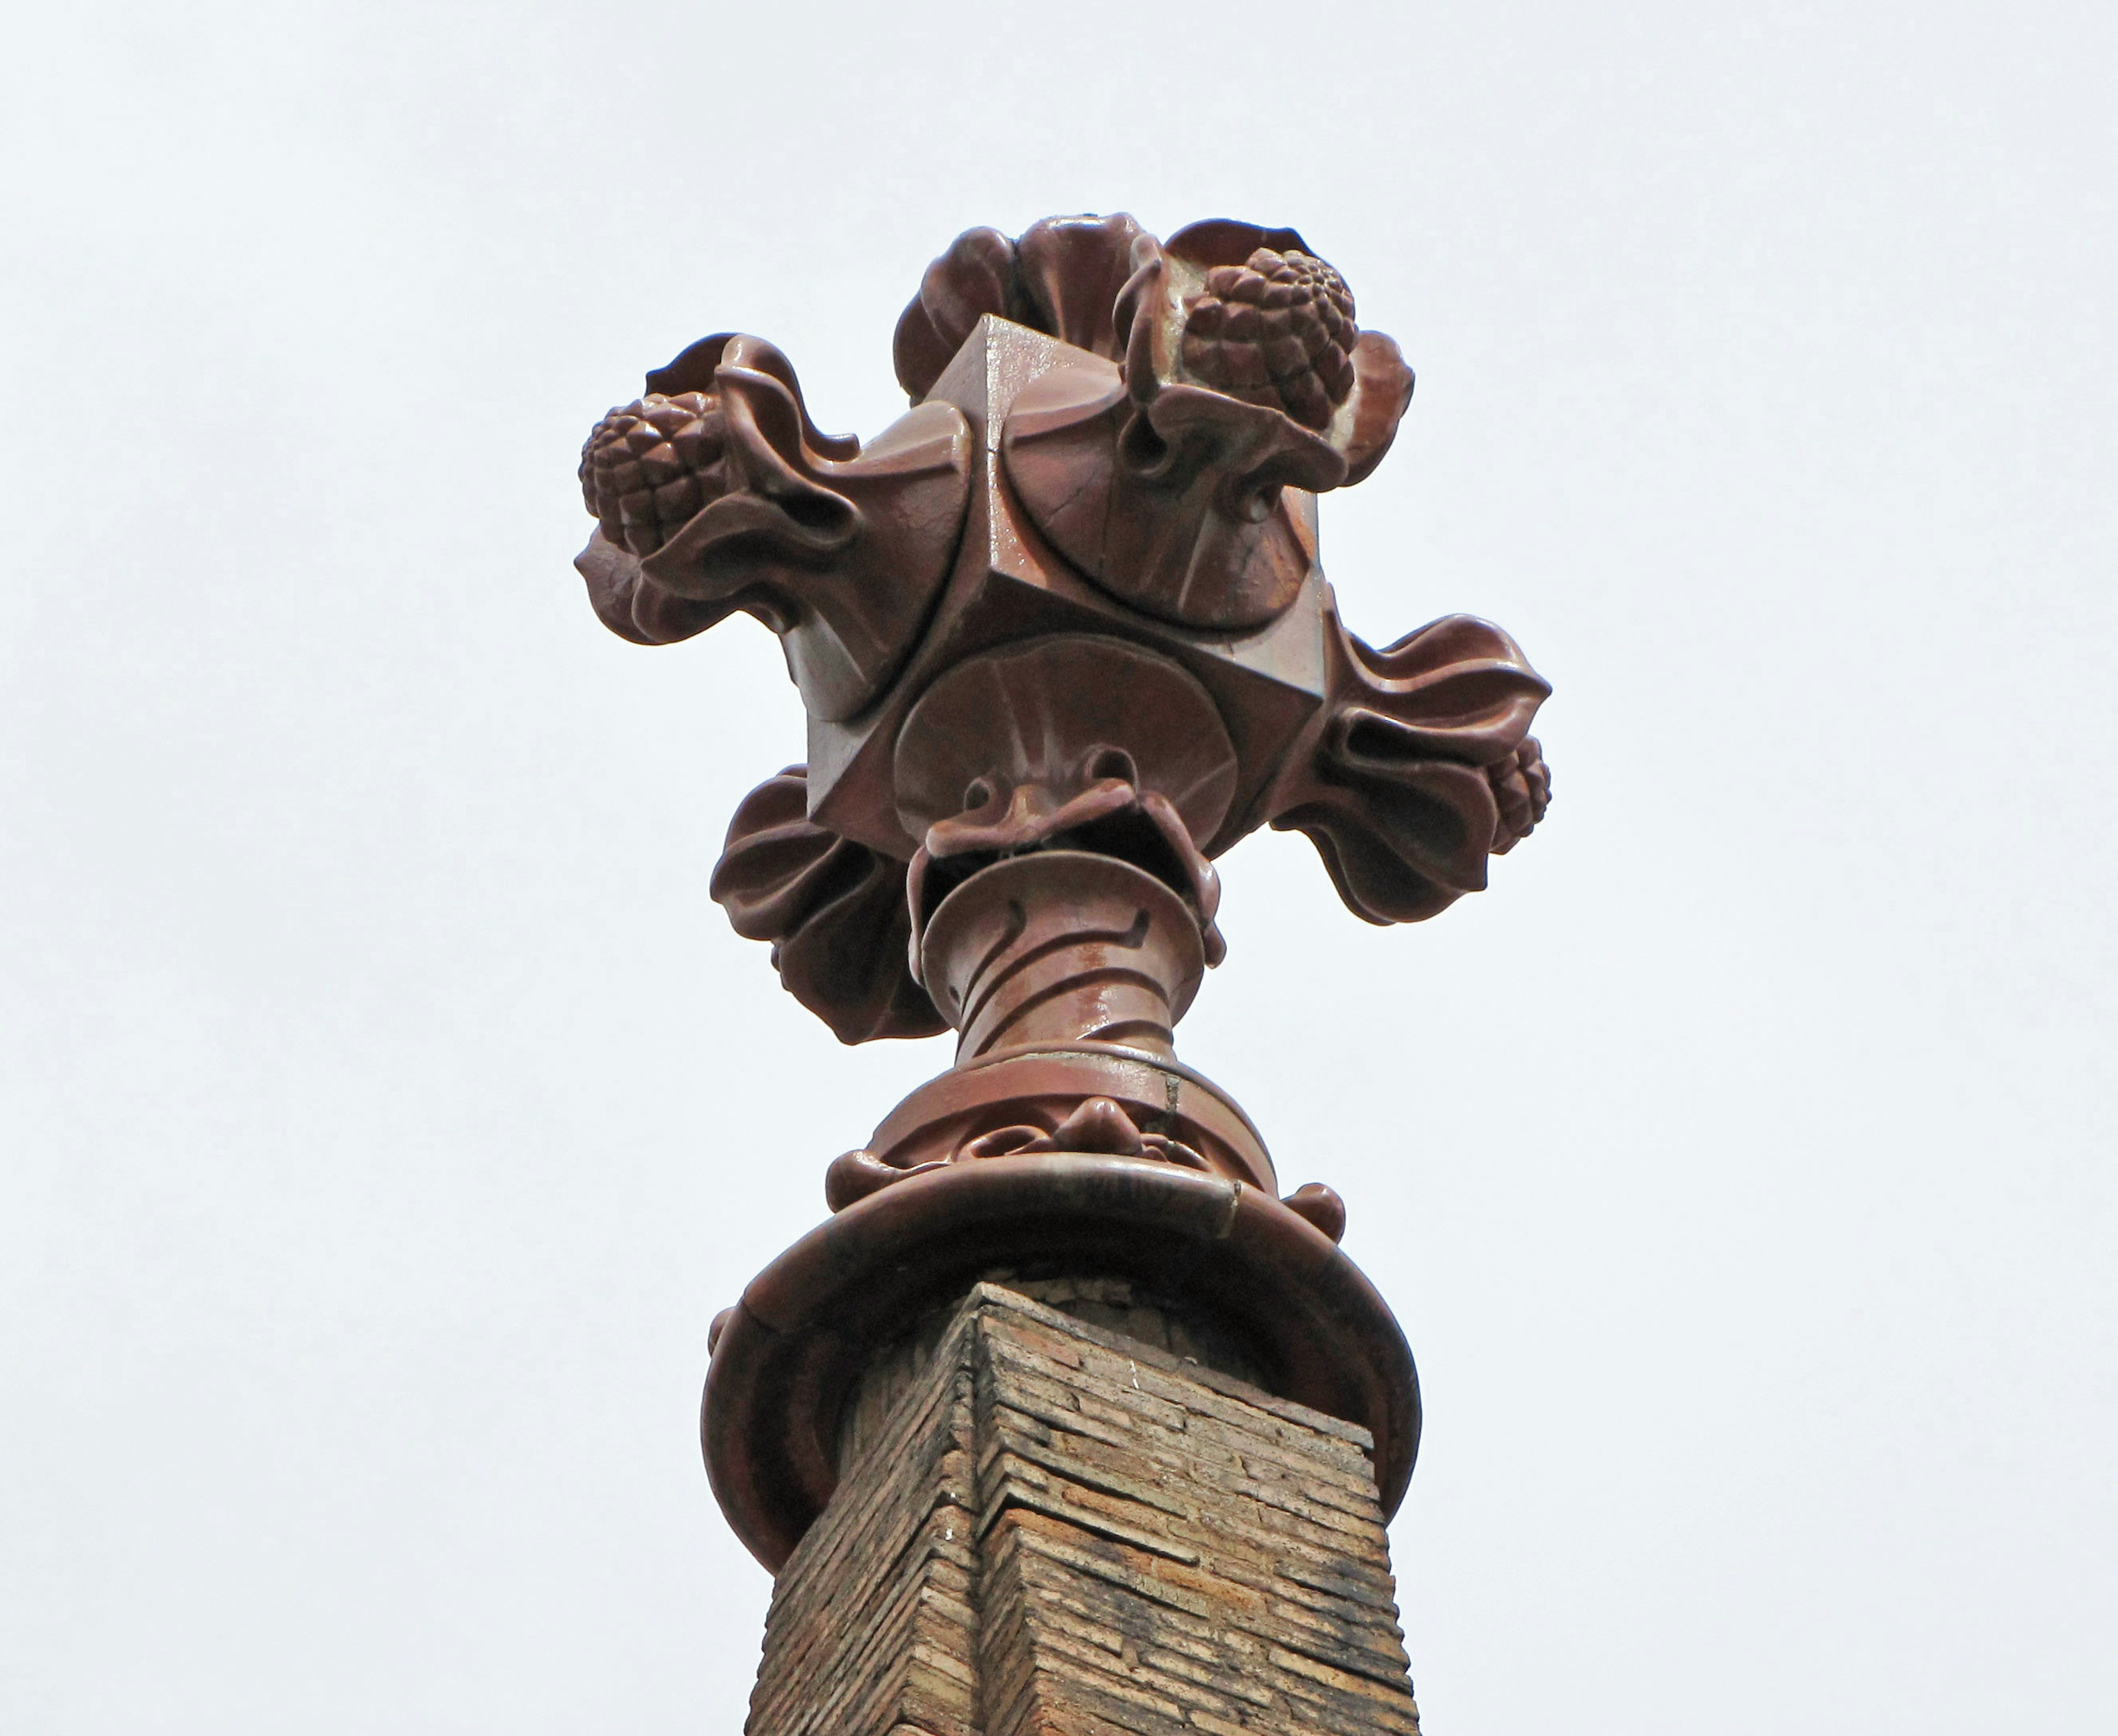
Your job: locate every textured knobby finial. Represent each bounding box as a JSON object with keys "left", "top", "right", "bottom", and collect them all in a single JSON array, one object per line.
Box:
[{"left": 1181, "top": 246, "right": 1359, "bottom": 428}]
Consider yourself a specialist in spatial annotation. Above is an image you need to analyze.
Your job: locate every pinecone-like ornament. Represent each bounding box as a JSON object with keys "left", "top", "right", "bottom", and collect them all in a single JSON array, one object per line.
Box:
[
  {"left": 580, "top": 392, "right": 723, "bottom": 557},
  {"left": 1488, "top": 736, "right": 1552, "bottom": 853},
  {"left": 1178, "top": 248, "right": 1359, "bottom": 430}
]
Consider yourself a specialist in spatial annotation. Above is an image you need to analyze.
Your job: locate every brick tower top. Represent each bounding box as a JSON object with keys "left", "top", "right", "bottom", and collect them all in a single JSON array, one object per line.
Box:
[{"left": 574, "top": 213, "right": 1553, "bottom": 1572}]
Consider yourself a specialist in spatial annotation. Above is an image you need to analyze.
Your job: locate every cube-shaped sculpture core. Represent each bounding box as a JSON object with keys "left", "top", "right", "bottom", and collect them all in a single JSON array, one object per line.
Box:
[{"left": 807, "top": 317, "right": 1330, "bottom": 862}]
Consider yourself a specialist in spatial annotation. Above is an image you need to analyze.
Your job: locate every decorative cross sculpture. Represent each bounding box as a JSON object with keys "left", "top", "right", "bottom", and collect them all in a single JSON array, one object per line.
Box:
[{"left": 576, "top": 214, "right": 1551, "bottom": 1572}]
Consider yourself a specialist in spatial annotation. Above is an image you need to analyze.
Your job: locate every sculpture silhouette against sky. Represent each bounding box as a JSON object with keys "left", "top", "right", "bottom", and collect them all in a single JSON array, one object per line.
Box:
[{"left": 576, "top": 213, "right": 1552, "bottom": 1569}]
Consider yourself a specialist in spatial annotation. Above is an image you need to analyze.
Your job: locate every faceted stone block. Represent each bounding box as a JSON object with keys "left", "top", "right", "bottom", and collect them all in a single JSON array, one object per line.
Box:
[{"left": 806, "top": 319, "right": 1331, "bottom": 863}]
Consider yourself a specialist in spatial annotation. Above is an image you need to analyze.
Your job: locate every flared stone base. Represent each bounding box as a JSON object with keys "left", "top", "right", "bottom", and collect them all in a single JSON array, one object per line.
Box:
[{"left": 744, "top": 1283, "right": 1420, "bottom": 1736}]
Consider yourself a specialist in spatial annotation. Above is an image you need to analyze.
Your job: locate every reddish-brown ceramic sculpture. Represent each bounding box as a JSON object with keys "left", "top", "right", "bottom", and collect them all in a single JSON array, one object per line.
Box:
[{"left": 576, "top": 215, "right": 1552, "bottom": 1570}]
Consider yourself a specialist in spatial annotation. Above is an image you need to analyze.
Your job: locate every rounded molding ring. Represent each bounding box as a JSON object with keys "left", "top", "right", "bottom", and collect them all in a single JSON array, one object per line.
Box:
[
  {"left": 701, "top": 1153, "right": 1419, "bottom": 1571},
  {"left": 867, "top": 1041, "right": 1278, "bottom": 1190}
]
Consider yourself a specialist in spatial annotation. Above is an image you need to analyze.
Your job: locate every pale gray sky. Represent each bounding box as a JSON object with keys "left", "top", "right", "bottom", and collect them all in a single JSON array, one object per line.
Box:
[{"left": 4, "top": 2, "right": 2114, "bottom": 1730}]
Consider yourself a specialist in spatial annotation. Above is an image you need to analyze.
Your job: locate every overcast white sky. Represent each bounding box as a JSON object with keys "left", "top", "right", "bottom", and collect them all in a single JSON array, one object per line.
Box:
[{"left": 3, "top": 2, "right": 2114, "bottom": 1730}]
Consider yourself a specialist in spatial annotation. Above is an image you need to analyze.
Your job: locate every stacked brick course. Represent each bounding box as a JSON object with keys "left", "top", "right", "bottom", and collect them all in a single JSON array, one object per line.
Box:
[{"left": 747, "top": 1283, "right": 1419, "bottom": 1736}]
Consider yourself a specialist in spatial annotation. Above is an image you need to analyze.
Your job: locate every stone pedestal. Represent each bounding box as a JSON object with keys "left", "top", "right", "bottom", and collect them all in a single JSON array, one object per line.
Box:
[{"left": 746, "top": 1283, "right": 1420, "bottom": 1736}]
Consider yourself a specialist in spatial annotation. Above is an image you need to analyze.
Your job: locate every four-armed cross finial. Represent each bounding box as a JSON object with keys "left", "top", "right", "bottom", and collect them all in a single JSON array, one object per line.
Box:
[{"left": 575, "top": 213, "right": 1552, "bottom": 1569}]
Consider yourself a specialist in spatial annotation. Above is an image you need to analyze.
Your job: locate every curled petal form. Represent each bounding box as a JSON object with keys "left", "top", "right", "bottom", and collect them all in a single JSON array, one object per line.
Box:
[
  {"left": 892, "top": 636, "right": 1236, "bottom": 962},
  {"left": 709, "top": 767, "right": 945, "bottom": 1044},
  {"left": 907, "top": 778, "right": 1227, "bottom": 971},
  {"left": 892, "top": 227, "right": 1020, "bottom": 404},
  {"left": 1342, "top": 330, "right": 1418, "bottom": 485},
  {"left": 956, "top": 1098, "right": 1211, "bottom": 1169},
  {"left": 892, "top": 215, "right": 1147, "bottom": 401},
  {"left": 577, "top": 333, "right": 972, "bottom": 721},
  {"left": 1011, "top": 214, "right": 1148, "bottom": 365},
  {"left": 892, "top": 635, "right": 1237, "bottom": 848},
  {"left": 647, "top": 332, "right": 862, "bottom": 458},
  {"left": 823, "top": 1148, "right": 948, "bottom": 1211},
  {"left": 999, "top": 221, "right": 1414, "bottom": 630},
  {"left": 1264, "top": 603, "right": 1553, "bottom": 924},
  {"left": 1280, "top": 1182, "right": 1348, "bottom": 1243},
  {"left": 1127, "top": 221, "right": 1418, "bottom": 485},
  {"left": 577, "top": 529, "right": 735, "bottom": 647}
]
